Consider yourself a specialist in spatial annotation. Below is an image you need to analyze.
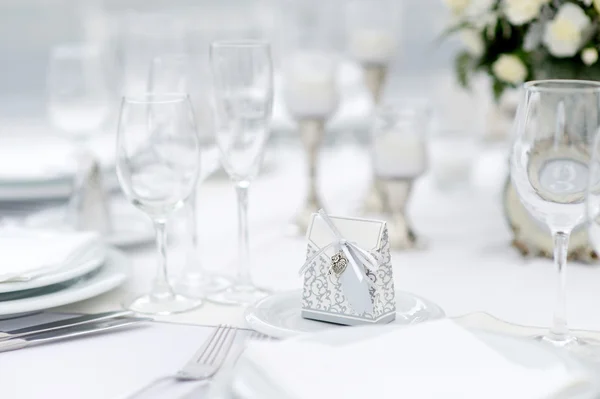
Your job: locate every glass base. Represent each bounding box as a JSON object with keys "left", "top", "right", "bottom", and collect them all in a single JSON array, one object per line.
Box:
[
  {"left": 534, "top": 333, "right": 600, "bottom": 361},
  {"left": 207, "top": 284, "right": 270, "bottom": 306},
  {"left": 173, "top": 272, "right": 231, "bottom": 298},
  {"left": 124, "top": 292, "right": 203, "bottom": 316}
]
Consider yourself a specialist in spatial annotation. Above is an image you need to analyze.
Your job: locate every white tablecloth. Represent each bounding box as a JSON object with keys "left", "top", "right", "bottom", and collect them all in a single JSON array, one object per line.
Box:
[
  {"left": 51, "top": 142, "right": 600, "bottom": 332},
  {"left": 3, "top": 141, "right": 600, "bottom": 399}
]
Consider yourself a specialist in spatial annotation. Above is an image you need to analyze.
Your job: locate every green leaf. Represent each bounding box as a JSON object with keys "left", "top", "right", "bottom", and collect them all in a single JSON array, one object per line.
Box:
[
  {"left": 492, "top": 79, "right": 505, "bottom": 103},
  {"left": 433, "top": 21, "right": 474, "bottom": 47},
  {"left": 455, "top": 52, "right": 474, "bottom": 89}
]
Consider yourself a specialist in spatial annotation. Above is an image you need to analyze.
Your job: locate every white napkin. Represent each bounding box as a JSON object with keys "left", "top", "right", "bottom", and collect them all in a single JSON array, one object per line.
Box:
[
  {"left": 0, "top": 228, "right": 102, "bottom": 282},
  {"left": 0, "top": 135, "right": 115, "bottom": 182},
  {"left": 235, "top": 320, "right": 588, "bottom": 399}
]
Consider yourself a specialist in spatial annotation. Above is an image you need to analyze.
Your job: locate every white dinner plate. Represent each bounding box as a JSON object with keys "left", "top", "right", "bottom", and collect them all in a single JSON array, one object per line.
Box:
[
  {"left": 0, "top": 245, "right": 106, "bottom": 294},
  {"left": 222, "top": 327, "right": 600, "bottom": 399},
  {"left": 25, "top": 205, "right": 154, "bottom": 248},
  {"left": 0, "top": 249, "right": 130, "bottom": 318},
  {"left": 245, "top": 290, "right": 446, "bottom": 339}
]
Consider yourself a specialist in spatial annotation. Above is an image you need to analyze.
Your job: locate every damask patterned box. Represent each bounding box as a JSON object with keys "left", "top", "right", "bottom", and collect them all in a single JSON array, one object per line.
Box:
[{"left": 300, "top": 212, "right": 396, "bottom": 326}]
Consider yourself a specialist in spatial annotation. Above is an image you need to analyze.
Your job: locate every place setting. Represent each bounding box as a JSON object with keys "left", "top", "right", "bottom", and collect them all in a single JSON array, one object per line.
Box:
[{"left": 8, "top": 0, "right": 600, "bottom": 398}]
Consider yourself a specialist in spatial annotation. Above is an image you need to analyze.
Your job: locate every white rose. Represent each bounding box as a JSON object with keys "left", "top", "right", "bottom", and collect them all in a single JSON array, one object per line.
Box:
[
  {"left": 443, "top": 0, "right": 471, "bottom": 15},
  {"left": 492, "top": 54, "right": 528, "bottom": 84},
  {"left": 582, "top": 48, "right": 599, "bottom": 65},
  {"left": 504, "top": 0, "right": 545, "bottom": 26},
  {"left": 461, "top": 30, "right": 484, "bottom": 56},
  {"left": 543, "top": 3, "right": 591, "bottom": 57}
]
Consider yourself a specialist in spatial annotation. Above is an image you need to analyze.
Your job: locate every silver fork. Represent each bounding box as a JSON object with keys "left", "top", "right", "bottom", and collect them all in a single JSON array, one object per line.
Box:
[{"left": 125, "top": 324, "right": 237, "bottom": 399}]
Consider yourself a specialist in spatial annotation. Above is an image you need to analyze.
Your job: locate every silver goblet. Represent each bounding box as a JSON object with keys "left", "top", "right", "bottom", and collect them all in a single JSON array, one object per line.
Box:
[
  {"left": 283, "top": 51, "right": 340, "bottom": 233},
  {"left": 371, "top": 104, "right": 428, "bottom": 249}
]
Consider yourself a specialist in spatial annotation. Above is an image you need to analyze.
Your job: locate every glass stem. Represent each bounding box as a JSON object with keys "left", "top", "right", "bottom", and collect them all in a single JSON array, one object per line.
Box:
[
  {"left": 235, "top": 181, "right": 251, "bottom": 286},
  {"left": 185, "top": 189, "right": 205, "bottom": 276},
  {"left": 66, "top": 143, "right": 92, "bottom": 228},
  {"left": 151, "top": 220, "right": 173, "bottom": 300},
  {"left": 549, "top": 231, "right": 570, "bottom": 341}
]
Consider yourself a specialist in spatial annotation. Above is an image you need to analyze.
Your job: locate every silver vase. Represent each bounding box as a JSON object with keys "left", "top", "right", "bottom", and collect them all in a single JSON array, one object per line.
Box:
[{"left": 294, "top": 118, "right": 326, "bottom": 233}]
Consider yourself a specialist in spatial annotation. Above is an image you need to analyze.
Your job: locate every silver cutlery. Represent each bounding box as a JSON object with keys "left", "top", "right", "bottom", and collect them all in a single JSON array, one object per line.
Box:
[
  {"left": 0, "top": 310, "right": 134, "bottom": 341},
  {"left": 0, "top": 316, "right": 147, "bottom": 353},
  {"left": 125, "top": 324, "right": 237, "bottom": 399}
]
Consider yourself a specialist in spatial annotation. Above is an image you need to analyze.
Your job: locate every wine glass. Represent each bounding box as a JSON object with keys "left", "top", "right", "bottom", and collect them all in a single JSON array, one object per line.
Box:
[
  {"left": 511, "top": 80, "right": 600, "bottom": 353},
  {"left": 47, "top": 44, "right": 112, "bottom": 231},
  {"left": 208, "top": 40, "right": 274, "bottom": 306},
  {"left": 116, "top": 93, "right": 203, "bottom": 315},
  {"left": 148, "top": 54, "right": 230, "bottom": 296}
]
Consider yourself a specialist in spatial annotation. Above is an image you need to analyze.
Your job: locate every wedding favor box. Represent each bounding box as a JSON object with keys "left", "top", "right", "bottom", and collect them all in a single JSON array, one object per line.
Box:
[{"left": 300, "top": 211, "right": 396, "bottom": 325}]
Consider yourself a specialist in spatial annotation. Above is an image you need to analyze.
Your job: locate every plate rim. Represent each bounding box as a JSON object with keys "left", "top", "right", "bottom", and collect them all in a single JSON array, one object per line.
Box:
[
  {"left": 0, "top": 246, "right": 106, "bottom": 294},
  {"left": 0, "top": 248, "right": 130, "bottom": 316},
  {"left": 244, "top": 289, "right": 446, "bottom": 339}
]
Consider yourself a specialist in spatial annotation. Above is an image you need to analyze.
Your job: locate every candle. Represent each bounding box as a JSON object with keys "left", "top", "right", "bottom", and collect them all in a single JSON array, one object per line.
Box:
[
  {"left": 373, "top": 131, "right": 427, "bottom": 179},
  {"left": 349, "top": 28, "right": 396, "bottom": 65},
  {"left": 283, "top": 52, "right": 339, "bottom": 119}
]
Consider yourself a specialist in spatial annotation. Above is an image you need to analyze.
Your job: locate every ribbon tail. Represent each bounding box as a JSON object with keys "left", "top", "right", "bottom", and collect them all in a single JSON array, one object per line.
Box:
[
  {"left": 340, "top": 245, "right": 366, "bottom": 284},
  {"left": 348, "top": 244, "right": 379, "bottom": 273},
  {"left": 298, "top": 242, "right": 336, "bottom": 276}
]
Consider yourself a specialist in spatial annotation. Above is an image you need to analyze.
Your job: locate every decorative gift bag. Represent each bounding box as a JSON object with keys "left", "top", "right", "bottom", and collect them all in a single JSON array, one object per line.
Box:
[{"left": 299, "top": 210, "right": 396, "bottom": 325}]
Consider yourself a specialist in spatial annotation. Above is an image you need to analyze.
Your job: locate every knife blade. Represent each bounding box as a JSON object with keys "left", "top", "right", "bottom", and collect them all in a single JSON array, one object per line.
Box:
[
  {"left": 0, "top": 310, "right": 134, "bottom": 341},
  {"left": 0, "top": 316, "right": 148, "bottom": 353}
]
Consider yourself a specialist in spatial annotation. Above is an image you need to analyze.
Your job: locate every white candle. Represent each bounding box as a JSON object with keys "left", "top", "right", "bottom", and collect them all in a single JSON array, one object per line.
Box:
[
  {"left": 349, "top": 28, "right": 396, "bottom": 65},
  {"left": 373, "top": 131, "right": 427, "bottom": 179},
  {"left": 283, "top": 52, "right": 339, "bottom": 119}
]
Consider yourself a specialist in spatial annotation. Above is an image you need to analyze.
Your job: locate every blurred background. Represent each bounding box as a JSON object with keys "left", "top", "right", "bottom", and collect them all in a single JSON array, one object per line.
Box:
[{"left": 0, "top": 0, "right": 485, "bottom": 133}]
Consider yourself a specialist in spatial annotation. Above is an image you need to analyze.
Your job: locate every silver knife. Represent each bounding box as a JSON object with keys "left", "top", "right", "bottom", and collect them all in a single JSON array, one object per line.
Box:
[
  {"left": 0, "top": 317, "right": 148, "bottom": 353},
  {"left": 0, "top": 310, "right": 134, "bottom": 341}
]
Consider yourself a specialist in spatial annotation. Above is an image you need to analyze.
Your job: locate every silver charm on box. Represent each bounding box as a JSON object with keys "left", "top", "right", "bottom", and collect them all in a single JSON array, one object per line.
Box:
[{"left": 299, "top": 210, "right": 396, "bottom": 326}]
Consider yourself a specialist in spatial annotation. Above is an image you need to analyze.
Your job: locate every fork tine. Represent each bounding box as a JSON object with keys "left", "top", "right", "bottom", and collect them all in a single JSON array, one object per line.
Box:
[
  {"left": 194, "top": 325, "right": 225, "bottom": 363},
  {"left": 208, "top": 326, "right": 237, "bottom": 368},
  {"left": 197, "top": 324, "right": 227, "bottom": 364}
]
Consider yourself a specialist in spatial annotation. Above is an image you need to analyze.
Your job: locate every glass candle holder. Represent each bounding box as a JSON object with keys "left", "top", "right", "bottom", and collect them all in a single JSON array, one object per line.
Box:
[
  {"left": 371, "top": 103, "right": 428, "bottom": 249},
  {"left": 429, "top": 130, "right": 475, "bottom": 191}
]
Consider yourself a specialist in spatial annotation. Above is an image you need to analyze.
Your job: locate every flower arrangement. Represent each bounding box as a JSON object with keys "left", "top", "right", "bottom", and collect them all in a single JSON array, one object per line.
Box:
[{"left": 443, "top": 0, "right": 600, "bottom": 100}]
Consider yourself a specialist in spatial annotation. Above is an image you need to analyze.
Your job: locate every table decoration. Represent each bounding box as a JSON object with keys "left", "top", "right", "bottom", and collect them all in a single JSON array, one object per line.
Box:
[
  {"left": 510, "top": 80, "right": 600, "bottom": 355},
  {"left": 299, "top": 209, "right": 395, "bottom": 326},
  {"left": 371, "top": 103, "right": 428, "bottom": 249},
  {"left": 429, "top": 128, "right": 475, "bottom": 191},
  {"left": 345, "top": 0, "right": 401, "bottom": 214},
  {"left": 283, "top": 52, "right": 340, "bottom": 232}
]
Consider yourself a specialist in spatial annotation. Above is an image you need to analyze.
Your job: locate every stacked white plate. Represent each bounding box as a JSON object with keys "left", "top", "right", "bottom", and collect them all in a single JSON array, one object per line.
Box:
[
  {"left": 0, "top": 133, "right": 118, "bottom": 202},
  {"left": 0, "top": 228, "right": 130, "bottom": 318}
]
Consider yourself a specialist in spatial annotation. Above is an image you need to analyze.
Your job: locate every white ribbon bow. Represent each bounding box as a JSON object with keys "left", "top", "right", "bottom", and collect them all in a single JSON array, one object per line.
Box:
[{"left": 298, "top": 209, "right": 380, "bottom": 287}]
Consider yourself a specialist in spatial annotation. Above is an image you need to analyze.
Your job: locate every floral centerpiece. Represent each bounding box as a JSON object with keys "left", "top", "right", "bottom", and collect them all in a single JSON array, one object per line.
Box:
[{"left": 443, "top": 0, "right": 600, "bottom": 100}]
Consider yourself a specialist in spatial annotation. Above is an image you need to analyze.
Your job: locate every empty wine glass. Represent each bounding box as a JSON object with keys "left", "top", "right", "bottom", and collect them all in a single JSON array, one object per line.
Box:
[
  {"left": 511, "top": 80, "right": 600, "bottom": 354},
  {"left": 148, "top": 54, "right": 230, "bottom": 296},
  {"left": 208, "top": 40, "right": 274, "bottom": 306},
  {"left": 116, "top": 93, "right": 202, "bottom": 315},
  {"left": 47, "top": 44, "right": 112, "bottom": 231}
]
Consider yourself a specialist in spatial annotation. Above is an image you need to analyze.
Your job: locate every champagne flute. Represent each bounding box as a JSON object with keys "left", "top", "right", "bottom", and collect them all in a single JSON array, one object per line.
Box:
[
  {"left": 511, "top": 80, "right": 600, "bottom": 353},
  {"left": 116, "top": 93, "right": 202, "bottom": 315},
  {"left": 148, "top": 54, "right": 230, "bottom": 296},
  {"left": 47, "top": 44, "right": 111, "bottom": 231},
  {"left": 208, "top": 40, "right": 274, "bottom": 306}
]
